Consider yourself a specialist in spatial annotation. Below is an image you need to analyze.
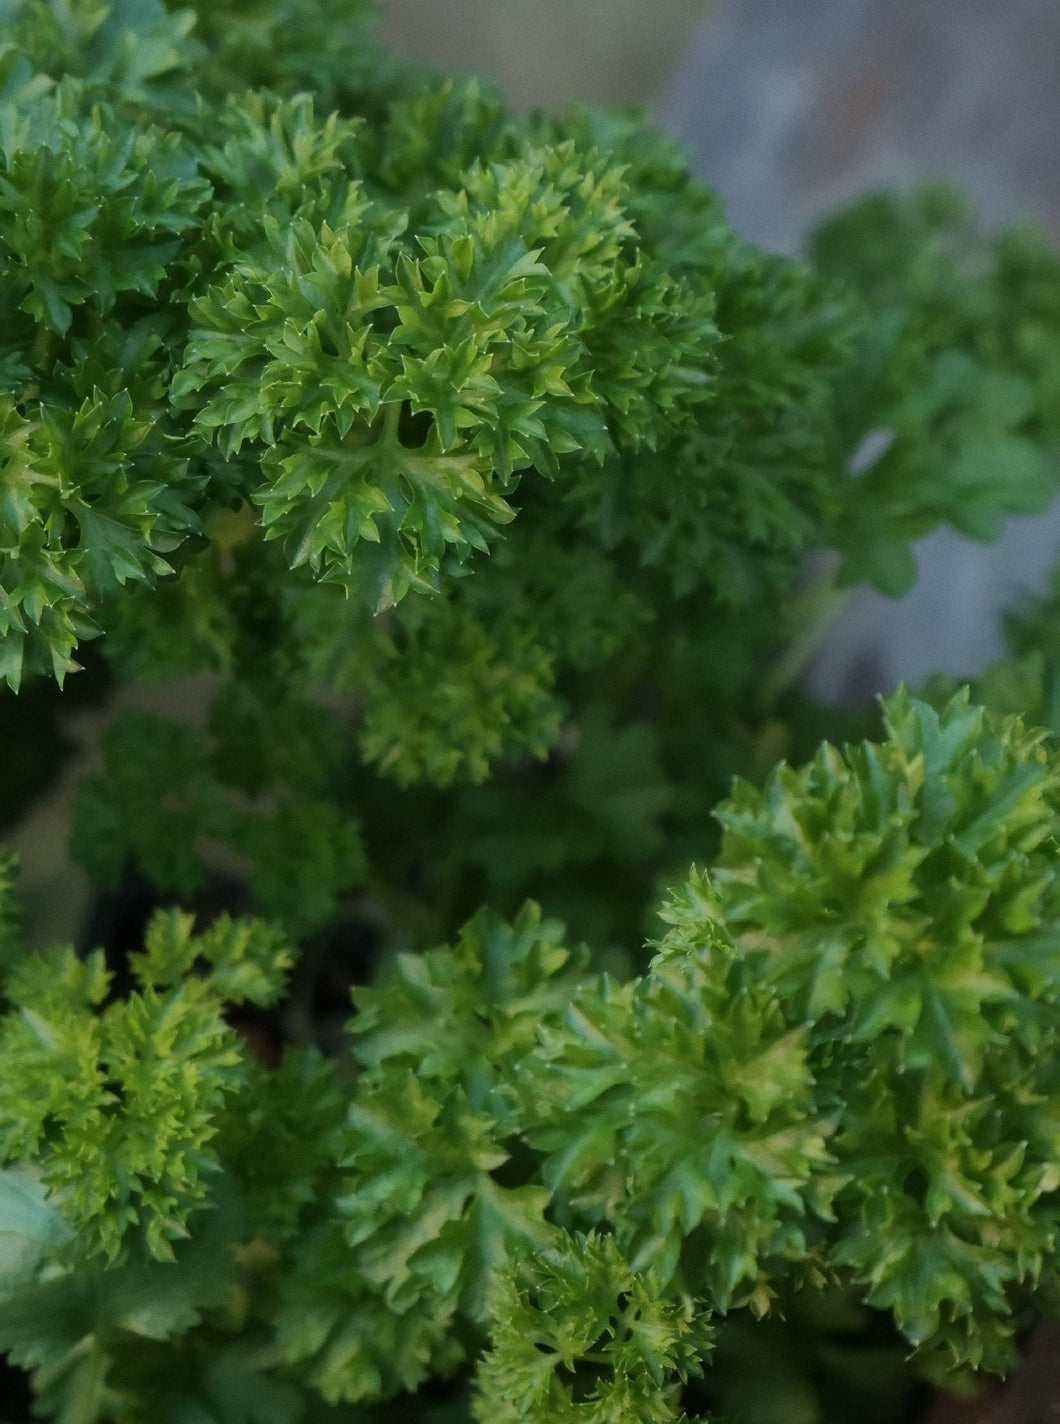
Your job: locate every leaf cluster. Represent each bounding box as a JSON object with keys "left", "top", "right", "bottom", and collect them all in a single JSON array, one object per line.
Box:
[
  {"left": 6, "top": 2, "right": 1060, "bottom": 1423},
  {"left": 6, "top": 694, "right": 1060, "bottom": 1423}
]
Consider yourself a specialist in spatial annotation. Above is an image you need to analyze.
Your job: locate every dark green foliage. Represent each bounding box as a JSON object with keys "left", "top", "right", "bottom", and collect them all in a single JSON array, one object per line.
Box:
[
  {"left": 72, "top": 681, "right": 365, "bottom": 936},
  {"left": 0, "top": 850, "right": 17, "bottom": 965},
  {"left": 169, "top": 0, "right": 394, "bottom": 110},
  {"left": 5, "top": 2, "right": 1060, "bottom": 1422}
]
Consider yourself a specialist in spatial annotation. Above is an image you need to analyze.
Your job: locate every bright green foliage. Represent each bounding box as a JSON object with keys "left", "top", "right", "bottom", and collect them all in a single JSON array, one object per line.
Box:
[
  {"left": 0, "top": 908, "right": 291, "bottom": 1262},
  {"left": 703, "top": 689, "right": 1060, "bottom": 1370},
  {"left": 814, "top": 186, "right": 1060, "bottom": 594},
  {"left": 277, "top": 1075, "right": 551, "bottom": 1405},
  {"left": 470, "top": 691, "right": 1060, "bottom": 1398},
  {"left": 0, "top": 900, "right": 334, "bottom": 1424},
  {"left": 516, "top": 905, "right": 833, "bottom": 1315},
  {"left": 174, "top": 130, "right": 715, "bottom": 610},
  {"left": 0, "top": 57, "right": 211, "bottom": 685},
  {"left": 350, "top": 900, "right": 584, "bottom": 1127},
  {"left": 0, "top": 86, "right": 207, "bottom": 335},
  {"left": 358, "top": 603, "right": 562, "bottom": 786},
  {"left": 6, "top": 696, "right": 1060, "bottom": 1419},
  {"left": 475, "top": 1232, "right": 710, "bottom": 1424},
  {"left": 275, "top": 904, "right": 578, "bottom": 1405}
]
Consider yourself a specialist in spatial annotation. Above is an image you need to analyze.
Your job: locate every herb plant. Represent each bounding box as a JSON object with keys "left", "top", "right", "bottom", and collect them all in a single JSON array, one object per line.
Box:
[{"left": 4, "top": 3, "right": 1060, "bottom": 1422}]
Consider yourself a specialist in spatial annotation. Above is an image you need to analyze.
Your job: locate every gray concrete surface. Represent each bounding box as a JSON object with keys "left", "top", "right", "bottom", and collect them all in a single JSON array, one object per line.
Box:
[{"left": 661, "top": 0, "right": 1060, "bottom": 255}]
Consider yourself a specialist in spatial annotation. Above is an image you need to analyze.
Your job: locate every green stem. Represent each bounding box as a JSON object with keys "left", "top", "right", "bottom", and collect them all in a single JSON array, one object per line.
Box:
[
  {"left": 381, "top": 401, "right": 402, "bottom": 444},
  {"left": 755, "top": 558, "right": 852, "bottom": 713}
]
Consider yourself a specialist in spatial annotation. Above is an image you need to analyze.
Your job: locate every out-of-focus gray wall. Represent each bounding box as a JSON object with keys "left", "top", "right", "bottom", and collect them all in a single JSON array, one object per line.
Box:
[
  {"left": 380, "top": 0, "right": 706, "bottom": 110},
  {"left": 661, "top": 0, "right": 1060, "bottom": 255}
]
